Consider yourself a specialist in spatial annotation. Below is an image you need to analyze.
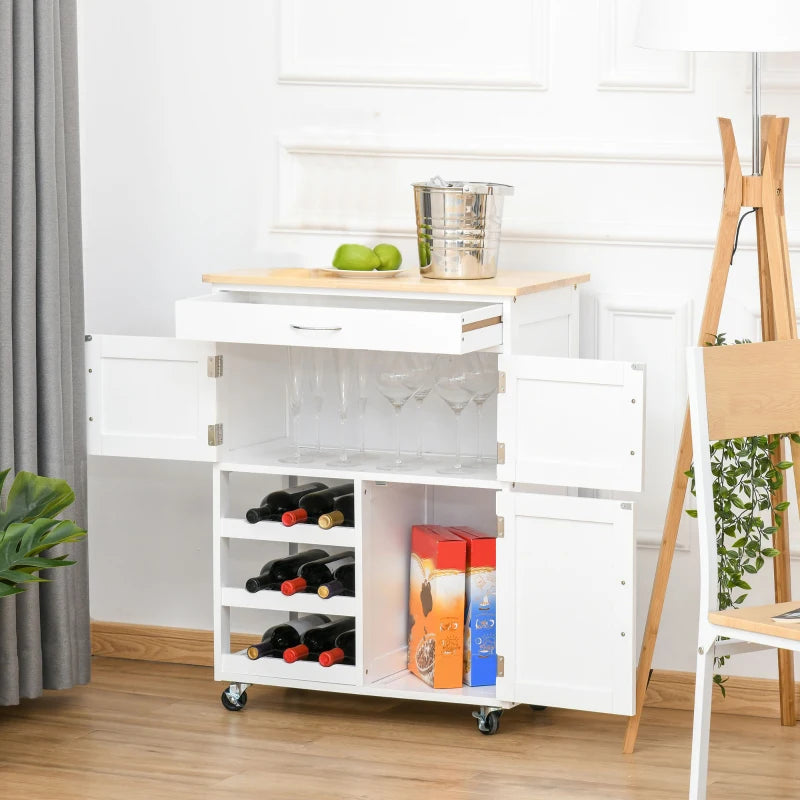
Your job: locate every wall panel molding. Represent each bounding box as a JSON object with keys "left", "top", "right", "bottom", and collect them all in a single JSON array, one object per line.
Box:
[
  {"left": 278, "top": 0, "right": 549, "bottom": 91},
  {"left": 598, "top": 0, "right": 693, "bottom": 92},
  {"left": 596, "top": 294, "right": 693, "bottom": 551},
  {"left": 272, "top": 136, "right": 800, "bottom": 249}
]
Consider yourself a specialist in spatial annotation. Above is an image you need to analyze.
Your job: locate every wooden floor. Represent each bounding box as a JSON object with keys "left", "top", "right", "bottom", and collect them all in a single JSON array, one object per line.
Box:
[{"left": 2, "top": 658, "right": 800, "bottom": 799}]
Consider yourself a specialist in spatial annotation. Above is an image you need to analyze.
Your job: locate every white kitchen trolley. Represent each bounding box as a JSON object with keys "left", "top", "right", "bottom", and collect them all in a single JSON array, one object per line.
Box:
[{"left": 85, "top": 267, "right": 644, "bottom": 734}]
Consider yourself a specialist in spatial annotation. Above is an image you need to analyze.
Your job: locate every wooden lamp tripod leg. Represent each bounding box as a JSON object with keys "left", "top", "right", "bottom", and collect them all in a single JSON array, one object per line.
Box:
[
  {"left": 623, "top": 119, "right": 744, "bottom": 754},
  {"left": 757, "top": 115, "right": 796, "bottom": 726}
]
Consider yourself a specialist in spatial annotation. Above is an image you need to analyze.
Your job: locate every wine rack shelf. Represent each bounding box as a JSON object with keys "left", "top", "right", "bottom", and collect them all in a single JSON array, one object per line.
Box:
[
  {"left": 221, "top": 586, "right": 356, "bottom": 617},
  {"left": 221, "top": 652, "right": 360, "bottom": 686},
  {"left": 220, "top": 517, "right": 356, "bottom": 548}
]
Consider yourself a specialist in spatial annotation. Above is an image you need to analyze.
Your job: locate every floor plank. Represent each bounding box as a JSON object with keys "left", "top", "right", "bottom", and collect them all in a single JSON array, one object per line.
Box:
[{"left": 1, "top": 657, "right": 798, "bottom": 799}]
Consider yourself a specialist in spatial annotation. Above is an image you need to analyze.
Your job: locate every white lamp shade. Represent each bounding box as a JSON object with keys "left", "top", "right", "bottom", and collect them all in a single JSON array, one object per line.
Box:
[{"left": 636, "top": 0, "right": 800, "bottom": 52}]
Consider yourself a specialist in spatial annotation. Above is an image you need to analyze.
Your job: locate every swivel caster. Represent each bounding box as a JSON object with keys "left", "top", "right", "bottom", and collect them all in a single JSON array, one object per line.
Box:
[
  {"left": 220, "top": 684, "right": 249, "bottom": 711},
  {"left": 472, "top": 706, "right": 502, "bottom": 735},
  {"left": 529, "top": 704, "right": 548, "bottom": 712}
]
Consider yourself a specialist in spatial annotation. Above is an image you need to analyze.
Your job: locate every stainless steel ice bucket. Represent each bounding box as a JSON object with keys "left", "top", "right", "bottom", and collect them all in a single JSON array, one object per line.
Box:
[{"left": 413, "top": 179, "right": 514, "bottom": 279}]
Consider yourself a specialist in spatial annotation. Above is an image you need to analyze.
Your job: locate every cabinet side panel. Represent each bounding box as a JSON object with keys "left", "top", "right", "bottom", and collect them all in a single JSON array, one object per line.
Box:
[
  {"left": 361, "top": 481, "right": 426, "bottom": 683},
  {"left": 507, "top": 287, "right": 576, "bottom": 357}
]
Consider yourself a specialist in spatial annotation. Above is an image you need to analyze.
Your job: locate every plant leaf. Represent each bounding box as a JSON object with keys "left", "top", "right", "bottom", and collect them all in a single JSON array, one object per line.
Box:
[{"left": 0, "top": 471, "right": 75, "bottom": 530}]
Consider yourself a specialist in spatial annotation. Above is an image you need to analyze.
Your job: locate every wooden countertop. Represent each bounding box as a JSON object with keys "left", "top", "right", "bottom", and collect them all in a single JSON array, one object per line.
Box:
[{"left": 202, "top": 268, "right": 591, "bottom": 298}]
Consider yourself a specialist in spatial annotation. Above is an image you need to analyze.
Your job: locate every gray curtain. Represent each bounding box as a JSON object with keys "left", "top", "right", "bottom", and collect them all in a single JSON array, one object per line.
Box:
[{"left": 0, "top": 0, "right": 89, "bottom": 704}]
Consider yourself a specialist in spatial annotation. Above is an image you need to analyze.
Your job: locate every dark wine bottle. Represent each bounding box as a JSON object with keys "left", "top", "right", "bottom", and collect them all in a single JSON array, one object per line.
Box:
[
  {"left": 281, "top": 482, "right": 355, "bottom": 526},
  {"left": 318, "top": 493, "right": 355, "bottom": 530},
  {"left": 246, "top": 614, "right": 331, "bottom": 660},
  {"left": 245, "top": 482, "right": 328, "bottom": 524},
  {"left": 283, "top": 618, "right": 355, "bottom": 663},
  {"left": 244, "top": 548, "right": 328, "bottom": 593},
  {"left": 319, "top": 628, "right": 356, "bottom": 667},
  {"left": 317, "top": 562, "right": 356, "bottom": 599},
  {"left": 280, "top": 551, "right": 355, "bottom": 596}
]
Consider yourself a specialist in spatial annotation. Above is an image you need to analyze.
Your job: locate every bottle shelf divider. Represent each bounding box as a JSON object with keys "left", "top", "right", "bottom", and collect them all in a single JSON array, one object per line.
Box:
[
  {"left": 221, "top": 586, "right": 356, "bottom": 616},
  {"left": 221, "top": 516, "right": 356, "bottom": 548},
  {"left": 221, "top": 651, "right": 360, "bottom": 686}
]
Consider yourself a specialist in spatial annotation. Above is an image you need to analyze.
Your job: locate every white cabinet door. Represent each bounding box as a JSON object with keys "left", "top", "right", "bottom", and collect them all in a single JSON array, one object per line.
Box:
[
  {"left": 85, "top": 335, "right": 220, "bottom": 461},
  {"left": 496, "top": 355, "right": 644, "bottom": 492},
  {"left": 495, "top": 491, "right": 636, "bottom": 715}
]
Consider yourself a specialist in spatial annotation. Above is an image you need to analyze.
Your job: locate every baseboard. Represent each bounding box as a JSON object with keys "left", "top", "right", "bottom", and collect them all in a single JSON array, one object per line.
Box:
[
  {"left": 644, "top": 669, "right": 800, "bottom": 719},
  {"left": 91, "top": 620, "right": 797, "bottom": 718},
  {"left": 90, "top": 621, "right": 251, "bottom": 668}
]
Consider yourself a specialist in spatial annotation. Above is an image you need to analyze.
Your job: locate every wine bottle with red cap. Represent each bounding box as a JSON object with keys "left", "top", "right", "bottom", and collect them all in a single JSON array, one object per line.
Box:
[
  {"left": 245, "top": 482, "right": 328, "bottom": 524},
  {"left": 246, "top": 614, "right": 331, "bottom": 660},
  {"left": 317, "top": 562, "right": 356, "bottom": 599},
  {"left": 281, "top": 551, "right": 355, "bottom": 596},
  {"left": 283, "top": 618, "right": 355, "bottom": 663},
  {"left": 281, "top": 482, "right": 354, "bottom": 526},
  {"left": 244, "top": 548, "right": 328, "bottom": 593},
  {"left": 318, "top": 493, "right": 355, "bottom": 530},
  {"left": 319, "top": 628, "right": 356, "bottom": 667}
]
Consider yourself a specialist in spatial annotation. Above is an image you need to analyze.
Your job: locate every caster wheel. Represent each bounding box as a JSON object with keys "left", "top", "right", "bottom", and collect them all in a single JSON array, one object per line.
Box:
[
  {"left": 478, "top": 709, "right": 502, "bottom": 735},
  {"left": 529, "top": 704, "right": 547, "bottom": 712},
  {"left": 220, "top": 689, "right": 248, "bottom": 711}
]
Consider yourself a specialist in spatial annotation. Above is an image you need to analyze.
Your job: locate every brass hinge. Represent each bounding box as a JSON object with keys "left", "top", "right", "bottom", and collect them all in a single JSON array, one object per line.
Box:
[
  {"left": 207, "top": 355, "right": 223, "bottom": 378},
  {"left": 496, "top": 516, "right": 504, "bottom": 538},
  {"left": 497, "top": 442, "right": 506, "bottom": 465},
  {"left": 497, "top": 655, "right": 505, "bottom": 678},
  {"left": 498, "top": 371, "right": 506, "bottom": 394},
  {"left": 208, "top": 423, "right": 223, "bottom": 446}
]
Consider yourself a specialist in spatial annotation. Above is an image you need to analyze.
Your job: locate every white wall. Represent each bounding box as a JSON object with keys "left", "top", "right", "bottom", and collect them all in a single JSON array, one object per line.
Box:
[{"left": 78, "top": 0, "right": 800, "bottom": 679}]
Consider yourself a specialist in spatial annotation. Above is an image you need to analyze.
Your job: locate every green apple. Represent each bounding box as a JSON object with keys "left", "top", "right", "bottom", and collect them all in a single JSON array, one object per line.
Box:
[
  {"left": 373, "top": 243, "right": 402, "bottom": 271},
  {"left": 332, "top": 243, "right": 381, "bottom": 270}
]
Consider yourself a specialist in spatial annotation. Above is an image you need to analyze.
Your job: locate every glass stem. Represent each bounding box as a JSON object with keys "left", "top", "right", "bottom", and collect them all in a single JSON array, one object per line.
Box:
[
  {"left": 339, "top": 413, "right": 347, "bottom": 463},
  {"left": 475, "top": 401, "right": 483, "bottom": 464},
  {"left": 292, "top": 410, "right": 301, "bottom": 457},
  {"left": 416, "top": 397, "right": 424, "bottom": 459},
  {"left": 394, "top": 405, "right": 403, "bottom": 466},
  {"left": 359, "top": 397, "right": 367, "bottom": 454},
  {"left": 315, "top": 410, "right": 321, "bottom": 453},
  {"left": 454, "top": 408, "right": 463, "bottom": 469}
]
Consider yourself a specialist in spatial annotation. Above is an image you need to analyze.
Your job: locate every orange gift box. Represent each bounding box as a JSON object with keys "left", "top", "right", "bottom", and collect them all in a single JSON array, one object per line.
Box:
[{"left": 407, "top": 525, "right": 466, "bottom": 688}]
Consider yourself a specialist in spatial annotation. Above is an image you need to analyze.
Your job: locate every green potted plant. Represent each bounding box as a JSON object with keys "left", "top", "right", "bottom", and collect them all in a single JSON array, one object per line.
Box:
[{"left": 0, "top": 468, "right": 87, "bottom": 598}]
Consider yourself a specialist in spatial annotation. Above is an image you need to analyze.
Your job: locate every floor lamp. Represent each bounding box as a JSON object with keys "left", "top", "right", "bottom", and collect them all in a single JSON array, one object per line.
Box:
[{"left": 624, "top": 0, "right": 800, "bottom": 754}]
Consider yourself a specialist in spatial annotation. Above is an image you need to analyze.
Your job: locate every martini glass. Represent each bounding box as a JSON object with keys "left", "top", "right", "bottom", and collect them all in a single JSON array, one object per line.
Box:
[{"left": 376, "top": 354, "right": 418, "bottom": 471}]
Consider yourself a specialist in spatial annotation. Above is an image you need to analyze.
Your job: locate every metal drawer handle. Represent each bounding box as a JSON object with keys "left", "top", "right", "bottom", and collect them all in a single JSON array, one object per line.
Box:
[{"left": 290, "top": 324, "right": 343, "bottom": 332}]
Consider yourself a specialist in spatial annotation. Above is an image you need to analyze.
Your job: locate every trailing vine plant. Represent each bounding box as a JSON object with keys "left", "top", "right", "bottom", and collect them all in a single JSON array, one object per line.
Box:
[{"left": 685, "top": 334, "right": 795, "bottom": 696}]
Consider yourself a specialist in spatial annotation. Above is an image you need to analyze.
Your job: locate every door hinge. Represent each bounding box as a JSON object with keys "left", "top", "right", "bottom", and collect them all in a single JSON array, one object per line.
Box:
[
  {"left": 497, "top": 442, "right": 506, "bottom": 465},
  {"left": 497, "top": 655, "right": 504, "bottom": 678},
  {"left": 208, "top": 423, "right": 223, "bottom": 447},
  {"left": 498, "top": 371, "right": 506, "bottom": 394},
  {"left": 207, "top": 355, "right": 223, "bottom": 378},
  {"left": 496, "top": 516, "right": 504, "bottom": 538}
]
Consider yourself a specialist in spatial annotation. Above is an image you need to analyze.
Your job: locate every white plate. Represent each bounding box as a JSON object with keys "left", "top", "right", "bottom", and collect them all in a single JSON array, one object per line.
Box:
[{"left": 318, "top": 266, "right": 407, "bottom": 279}]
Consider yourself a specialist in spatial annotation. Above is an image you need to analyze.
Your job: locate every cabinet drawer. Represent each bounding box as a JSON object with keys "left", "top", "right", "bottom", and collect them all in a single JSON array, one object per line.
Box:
[{"left": 175, "top": 292, "right": 503, "bottom": 354}]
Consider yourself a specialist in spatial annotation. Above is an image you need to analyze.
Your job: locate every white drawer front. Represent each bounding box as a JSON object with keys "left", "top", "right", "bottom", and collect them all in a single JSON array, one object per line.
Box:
[{"left": 175, "top": 292, "right": 503, "bottom": 354}]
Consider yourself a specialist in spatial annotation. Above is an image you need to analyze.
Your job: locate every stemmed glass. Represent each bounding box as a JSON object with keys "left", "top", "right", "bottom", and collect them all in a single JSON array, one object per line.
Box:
[
  {"left": 376, "top": 354, "right": 418, "bottom": 471},
  {"left": 355, "top": 350, "right": 372, "bottom": 463},
  {"left": 434, "top": 355, "right": 476, "bottom": 474},
  {"left": 463, "top": 352, "right": 498, "bottom": 468},
  {"left": 279, "top": 347, "right": 312, "bottom": 464},
  {"left": 326, "top": 349, "right": 358, "bottom": 466},
  {"left": 405, "top": 355, "right": 434, "bottom": 464},
  {"left": 308, "top": 348, "right": 325, "bottom": 456}
]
